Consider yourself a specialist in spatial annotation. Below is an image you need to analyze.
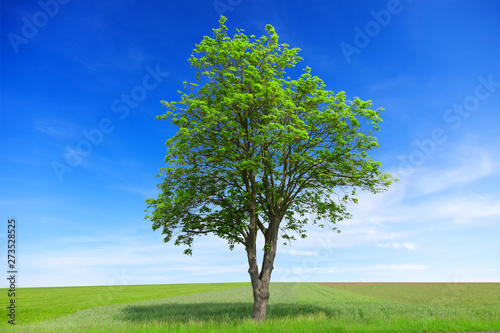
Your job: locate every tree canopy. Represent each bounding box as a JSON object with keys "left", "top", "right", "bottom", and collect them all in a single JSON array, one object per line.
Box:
[{"left": 144, "top": 16, "right": 396, "bottom": 321}]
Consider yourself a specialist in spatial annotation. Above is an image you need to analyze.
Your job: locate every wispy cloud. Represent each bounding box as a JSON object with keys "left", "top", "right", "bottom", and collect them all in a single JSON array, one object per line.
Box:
[
  {"left": 107, "top": 183, "right": 158, "bottom": 199},
  {"left": 334, "top": 144, "right": 500, "bottom": 229},
  {"left": 34, "top": 118, "right": 79, "bottom": 140},
  {"left": 406, "top": 146, "right": 495, "bottom": 197},
  {"left": 351, "top": 264, "right": 427, "bottom": 272},
  {"left": 368, "top": 74, "right": 416, "bottom": 93},
  {"left": 455, "top": 268, "right": 498, "bottom": 272},
  {"left": 0, "top": 155, "right": 47, "bottom": 166},
  {"left": 376, "top": 242, "right": 417, "bottom": 250},
  {"left": 59, "top": 236, "right": 100, "bottom": 244},
  {"left": 287, "top": 264, "right": 427, "bottom": 275},
  {"left": 278, "top": 249, "right": 318, "bottom": 256},
  {"left": 434, "top": 195, "right": 500, "bottom": 224},
  {"left": 23, "top": 245, "right": 189, "bottom": 269},
  {"left": 170, "top": 264, "right": 248, "bottom": 275}
]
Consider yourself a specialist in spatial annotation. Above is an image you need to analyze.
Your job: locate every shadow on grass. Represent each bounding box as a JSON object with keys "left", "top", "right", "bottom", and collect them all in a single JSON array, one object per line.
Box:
[{"left": 116, "top": 302, "right": 339, "bottom": 324}]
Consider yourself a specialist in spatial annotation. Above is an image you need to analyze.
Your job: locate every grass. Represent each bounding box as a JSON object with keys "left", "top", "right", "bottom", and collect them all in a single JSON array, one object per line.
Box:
[
  {"left": 1, "top": 282, "right": 499, "bottom": 332},
  {"left": 319, "top": 282, "right": 500, "bottom": 314},
  {"left": 0, "top": 282, "right": 249, "bottom": 326}
]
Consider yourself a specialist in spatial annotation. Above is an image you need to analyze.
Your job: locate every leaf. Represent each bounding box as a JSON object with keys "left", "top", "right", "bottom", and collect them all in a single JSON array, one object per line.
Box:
[{"left": 145, "top": 16, "right": 396, "bottom": 269}]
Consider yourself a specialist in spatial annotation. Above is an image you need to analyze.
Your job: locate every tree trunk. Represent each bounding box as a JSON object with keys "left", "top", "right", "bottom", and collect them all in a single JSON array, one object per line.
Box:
[
  {"left": 251, "top": 277, "right": 270, "bottom": 322},
  {"left": 245, "top": 172, "right": 280, "bottom": 322},
  {"left": 246, "top": 236, "right": 277, "bottom": 322}
]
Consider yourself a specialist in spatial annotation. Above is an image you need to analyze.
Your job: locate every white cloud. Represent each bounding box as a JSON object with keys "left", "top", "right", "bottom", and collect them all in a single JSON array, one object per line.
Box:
[
  {"left": 21, "top": 232, "right": 244, "bottom": 272},
  {"left": 23, "top": 245, "right": 189, "bottom": 269},
  {"left": 17, "top": 142, "right": 500, "bottom": 287},
  {"left": 34, "top": 118, "right": 78, "bottom": 139},
  {"left": 170, "top": 264, "right": 248, "bottom": 275},
  {"left": 455, "top": 268, "right": 498, "bottom": 272},
  {"left": 434, "top": 196, "right": 500, "bottom": 223},
  {"left": 59, "top": 236, "right": 100, "bottom": 243},
  {"left": 278, "top": 249, "right": 318, "bottom": 256},
  {"left": 397, "top": 145, "right": 496, "bottom": 197},
  {"left": 107, "top": 183, "right": 158, "bottom": 199},
  {"left": 357, "top": 278, "right": 371, "bottom": 282},
  {"left": 376, "top": 242, "right": 417, "bottom": 250},
  {"left": 351, "top": 264, "right": 426, "bottom": 271},
  {"left": 284, "top": 264, "right": 427, "bottom": 275}
]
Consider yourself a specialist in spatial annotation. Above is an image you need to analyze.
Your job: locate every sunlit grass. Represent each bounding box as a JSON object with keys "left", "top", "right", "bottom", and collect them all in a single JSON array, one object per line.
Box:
[
  {"left": 2, "top": 282, "right": 499, "bottom": 332},
  {"left": 320, "top": 282, "right": 500, "bottom": 315},
  {"left": 0, "top": 282, "right": 249, "bottom": 325}
]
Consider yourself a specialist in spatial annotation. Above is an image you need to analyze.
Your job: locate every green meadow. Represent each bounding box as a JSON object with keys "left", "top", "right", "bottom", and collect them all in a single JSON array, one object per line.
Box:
[{"left": 1, "top": 282, "right": 499, "bottom": 332}]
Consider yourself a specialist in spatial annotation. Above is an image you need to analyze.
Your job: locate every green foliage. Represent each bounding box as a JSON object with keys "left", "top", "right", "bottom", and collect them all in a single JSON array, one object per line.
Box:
[{"left": 145, "top": 16, "right": 396, "bottom": 255}]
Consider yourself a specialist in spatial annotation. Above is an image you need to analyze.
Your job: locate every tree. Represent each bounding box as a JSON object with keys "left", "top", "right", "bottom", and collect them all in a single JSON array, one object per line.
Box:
[{"left": 144, "top": 16, "right": 396, "bottom": 322}]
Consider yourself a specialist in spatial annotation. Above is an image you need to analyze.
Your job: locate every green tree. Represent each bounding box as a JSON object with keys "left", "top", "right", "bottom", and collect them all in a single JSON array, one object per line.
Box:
[{"left": 145, "top": 16, "right": 396, "bottom": 322}]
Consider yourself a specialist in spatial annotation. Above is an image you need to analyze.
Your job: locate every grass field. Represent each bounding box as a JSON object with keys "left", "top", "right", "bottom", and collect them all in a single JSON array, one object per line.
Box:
[{"left": 1, "top": 282, "right": 499, "bottom": 332}]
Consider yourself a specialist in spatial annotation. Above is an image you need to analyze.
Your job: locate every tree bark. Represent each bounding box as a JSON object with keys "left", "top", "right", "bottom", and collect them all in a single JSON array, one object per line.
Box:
[
  {"left": 251, "top": 277, "right": 270, "bottom": 322},
  {"left": 247, "top": 246, "right": 275, "bottom": 322},
  {"left": 246, "top": 222, "right": 278, "bottom": 322},
  {"left": 245, "top": 170, "right": 280, "bottom": 322}
]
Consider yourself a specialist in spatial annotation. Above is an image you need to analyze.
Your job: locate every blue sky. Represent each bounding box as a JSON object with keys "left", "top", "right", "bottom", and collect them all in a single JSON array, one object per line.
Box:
[{"left": 1, "top": 0, "right": 499, "bottom": 288}]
